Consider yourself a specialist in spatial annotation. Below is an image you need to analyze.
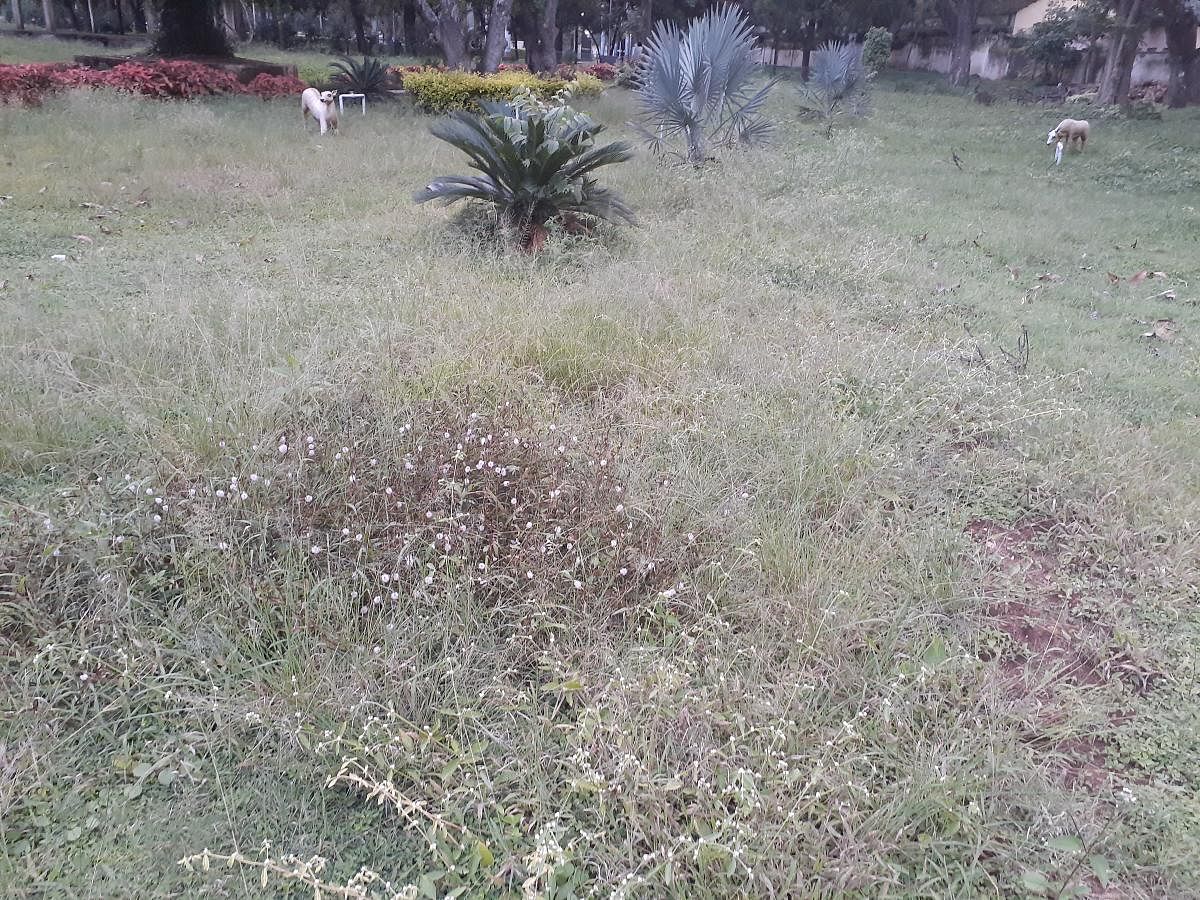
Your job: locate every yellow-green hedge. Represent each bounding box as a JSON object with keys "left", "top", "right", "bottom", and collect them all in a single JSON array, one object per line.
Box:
[{"left": 404, "top": 69, "right": 603, "bottom": 112}]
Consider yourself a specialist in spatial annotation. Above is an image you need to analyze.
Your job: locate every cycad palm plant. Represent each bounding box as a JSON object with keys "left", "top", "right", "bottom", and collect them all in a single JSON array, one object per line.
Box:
[
  {"left": 330, "top": 55, "right": 390, "bottom": 97},
  {"left": 798, "top": 41, "right": 871, "bottom": 121},
  {"left": 634, "top": 4, "right": 776, "bottom": 165},
  {"left": 415, "top": 99, "right": 634, "bottom": 250}
]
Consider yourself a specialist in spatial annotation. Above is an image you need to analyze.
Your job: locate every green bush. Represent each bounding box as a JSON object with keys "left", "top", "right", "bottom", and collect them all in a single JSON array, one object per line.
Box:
[
  {"left": 1022, "top": 7, "right": 1082, "bottom": 82},
  {"left": 297, "top": 63, "right": 331, "bottom": 87},
  {"left": 862, "top": 27, "right": 893, "bottom": 74},
  {"left": 404, "top": 69, "right": 601, "bottom": 113}
]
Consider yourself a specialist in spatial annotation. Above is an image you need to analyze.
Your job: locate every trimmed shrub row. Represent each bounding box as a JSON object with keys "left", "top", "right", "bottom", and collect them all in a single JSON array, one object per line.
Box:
[{"left": 401, "top": 69, "right": 603, "bottom": 112}]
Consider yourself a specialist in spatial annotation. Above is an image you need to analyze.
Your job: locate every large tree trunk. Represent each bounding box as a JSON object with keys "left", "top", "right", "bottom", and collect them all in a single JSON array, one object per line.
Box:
[
  {"left": 41, "top": 0, "right": 55, "bottom": 30},
  {"left": 937, "top": 0, "right": 979, "bottom": 88},
  {"left": 403, "top": 0, "right": 430, "bottom": 55},
  {"left": 155, "top": 0, "right": 232, "bottom": 57},
  {"left": 12, "top": 0, "right": 24, "bottom": 30},
  {"left": 637, "top": 0, "right": 651, "bottom": 41},
  {"left": 480, "top": 0, "right": 513, "bottom": 72},
  {"left": 1097, "top": 0, "right": 1144, "bottom": 105},
  {"left": 348, "top": 0, "right": 369, "bottom": 53},
  {"left": 131, "top": 0, "right": 146, "bottom": 32},
  {"left": 1162, "top": 3, "right": 1199, "bottom": 107},
  {"left": 529, "top": 0, "right": 558, "bottom": 72},
  {"left": 417, "top": 0, "right": 471, "bottom": 68}
]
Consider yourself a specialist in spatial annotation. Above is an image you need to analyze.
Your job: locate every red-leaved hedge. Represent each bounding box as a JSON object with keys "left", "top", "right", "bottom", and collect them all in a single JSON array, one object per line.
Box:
[
  {"left": 580, "top": 62, "right": 619, "bottom": 81},
  {"left": 245, "top": 72, "right": 309, "bottom": 99},
  {"left": 0, "top": 60, "right": 306, "bottom": 107}
]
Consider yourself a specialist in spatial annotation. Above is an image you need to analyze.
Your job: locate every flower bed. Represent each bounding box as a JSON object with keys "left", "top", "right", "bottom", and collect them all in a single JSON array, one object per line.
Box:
[{"left": 0, "top": 60, "right": 306, "bottom": 107}]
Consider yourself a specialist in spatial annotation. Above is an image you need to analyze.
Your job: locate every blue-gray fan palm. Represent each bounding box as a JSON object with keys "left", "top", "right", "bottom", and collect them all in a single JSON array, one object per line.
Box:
[
  {"left": 799, "top": 41, "right": 871, "bottom": 120},
  {"left": 634, "top": 4, "right": 776, "bottom": 165}
]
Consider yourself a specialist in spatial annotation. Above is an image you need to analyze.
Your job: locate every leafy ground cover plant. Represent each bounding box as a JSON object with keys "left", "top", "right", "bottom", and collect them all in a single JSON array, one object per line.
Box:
[
  {"left": 415, "top": 88, "right": 634, "bottom": 249},
  {"left": 634, "top": 3, "right": 775, "bottom": 165}
]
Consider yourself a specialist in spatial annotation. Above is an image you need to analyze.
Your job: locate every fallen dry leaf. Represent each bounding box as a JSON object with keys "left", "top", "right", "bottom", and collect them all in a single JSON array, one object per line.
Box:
[
  {"left": 1008, "top": 266, "right": 1021, "bottom": 280},
  {"left": 73, "top": 234, "right": 94, "bottom": 244},
  {"left": 915, "top": 232, "right": 928, "bottom": 244},
  {"left": 0, "top": 280, "right": 8, "bottom": 291},
  {"left": 1037, "top": 273, "right": 1064, "bottom": 283},
  {"left": 1151, "top": 271, "right": 1167, "bottom": 278},
  {"left": 1106, "top": 272, "right": 1121, "bottom": 285},
  {"left": 1156, "top": 290, "right": 1177, "bottom": 301},
  {"left": 1143, "top": 319, "right": 1179, "bottom": 341}
]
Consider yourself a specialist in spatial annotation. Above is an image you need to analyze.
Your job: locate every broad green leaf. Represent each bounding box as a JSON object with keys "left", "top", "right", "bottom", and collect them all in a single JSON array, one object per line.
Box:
[
  {"left": 1021, "top": 869, "right": 1051, "bottom": 894},
  {"left": 923, "top": 635, "right": 949, "bottom": 667},
  {"left": 1048, "top": 835, "right": 1084, "bottom": 853},
  {"left": 1089, "top": 854, "right": 1114, "bottom": 886},
  {"left": 475, "top": 840, "right": 494, "bottom": 868}
]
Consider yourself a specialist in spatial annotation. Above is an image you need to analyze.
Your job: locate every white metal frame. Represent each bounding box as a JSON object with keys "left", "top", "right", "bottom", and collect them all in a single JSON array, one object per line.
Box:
[{"left": 338, "top": 93, "right": 367, "bottom": 115}]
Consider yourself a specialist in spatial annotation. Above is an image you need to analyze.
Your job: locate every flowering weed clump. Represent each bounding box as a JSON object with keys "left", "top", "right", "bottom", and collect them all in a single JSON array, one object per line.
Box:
[{"left": 2, "top": 394, "right": 711, "bottom": 673}]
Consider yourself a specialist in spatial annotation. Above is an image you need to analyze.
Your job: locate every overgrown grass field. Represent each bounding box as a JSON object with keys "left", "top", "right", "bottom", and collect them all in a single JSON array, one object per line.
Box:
[{"left": 1, "top": 66, "right": 1198, "bottom": 898}]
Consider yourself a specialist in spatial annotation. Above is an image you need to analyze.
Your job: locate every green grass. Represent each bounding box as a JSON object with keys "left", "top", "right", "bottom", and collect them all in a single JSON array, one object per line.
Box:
[{"left": 1, "top": 71, "right": 1198, "bottom": 899}]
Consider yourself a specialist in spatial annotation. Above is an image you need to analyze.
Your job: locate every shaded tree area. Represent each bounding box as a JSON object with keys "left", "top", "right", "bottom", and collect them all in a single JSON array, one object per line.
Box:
[{"left": 156, "top": 0, "right": 232, "bottom": 57}]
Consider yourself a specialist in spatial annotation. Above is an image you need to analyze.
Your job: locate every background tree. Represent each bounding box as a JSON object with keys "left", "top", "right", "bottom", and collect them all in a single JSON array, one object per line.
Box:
[
  {"left": 751, "top": 0, "right": 806, "bottom": 72},
  {"left": 1096, "top": 0, "right": 1146, "bottom": 105},
  {"left": 156, "top": 0, "right": 232, "bottom": 57},
  {"left": 416, "top": 0, "right": 472, "bottom": 67},
  {"left": 1022, "top": 3, "right": 1083, "bottom": 82},
  {"left": 1159, "top": 0, "right": 1200, "bottom": 106},
  {"left": 935, "top": 0, "right": 979, "bottom": 87},
  {"left": 347, "top": 0, "right": 370, "bottom": 53},
  {"left": 480, "top": 0, "right": 514, "bottom": 70},
  {"left": 526, "top": 0, "right": 560, "bottom": 71}
]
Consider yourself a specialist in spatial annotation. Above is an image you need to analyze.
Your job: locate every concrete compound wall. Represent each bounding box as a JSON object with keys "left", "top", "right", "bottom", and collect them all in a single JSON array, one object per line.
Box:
[
  {"left": 891, "top": 35, "right": 1013, "bottom": 80},
  {"left": 890, "top": 28, "right": 1190, "bottom": 84}
]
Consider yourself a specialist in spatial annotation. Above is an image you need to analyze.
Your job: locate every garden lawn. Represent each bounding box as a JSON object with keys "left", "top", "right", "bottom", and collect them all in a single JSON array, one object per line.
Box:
[{"left": 1, "top": 74, "right": 1198, "bottom": 898}]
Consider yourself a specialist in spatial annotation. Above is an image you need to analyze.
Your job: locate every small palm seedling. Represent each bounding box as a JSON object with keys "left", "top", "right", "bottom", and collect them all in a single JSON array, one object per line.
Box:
[
  {"left": 415, "top": 94, "right": 635, "bottom": 251},
  {"left": 633, "top": 3, "right": 776, "bottom": 166},
  {"left": 330, "top": 55, "right": 390, "bottom": 98},
  {"left": 798, "top": 41, "right": 871, "bottom": 125}
]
